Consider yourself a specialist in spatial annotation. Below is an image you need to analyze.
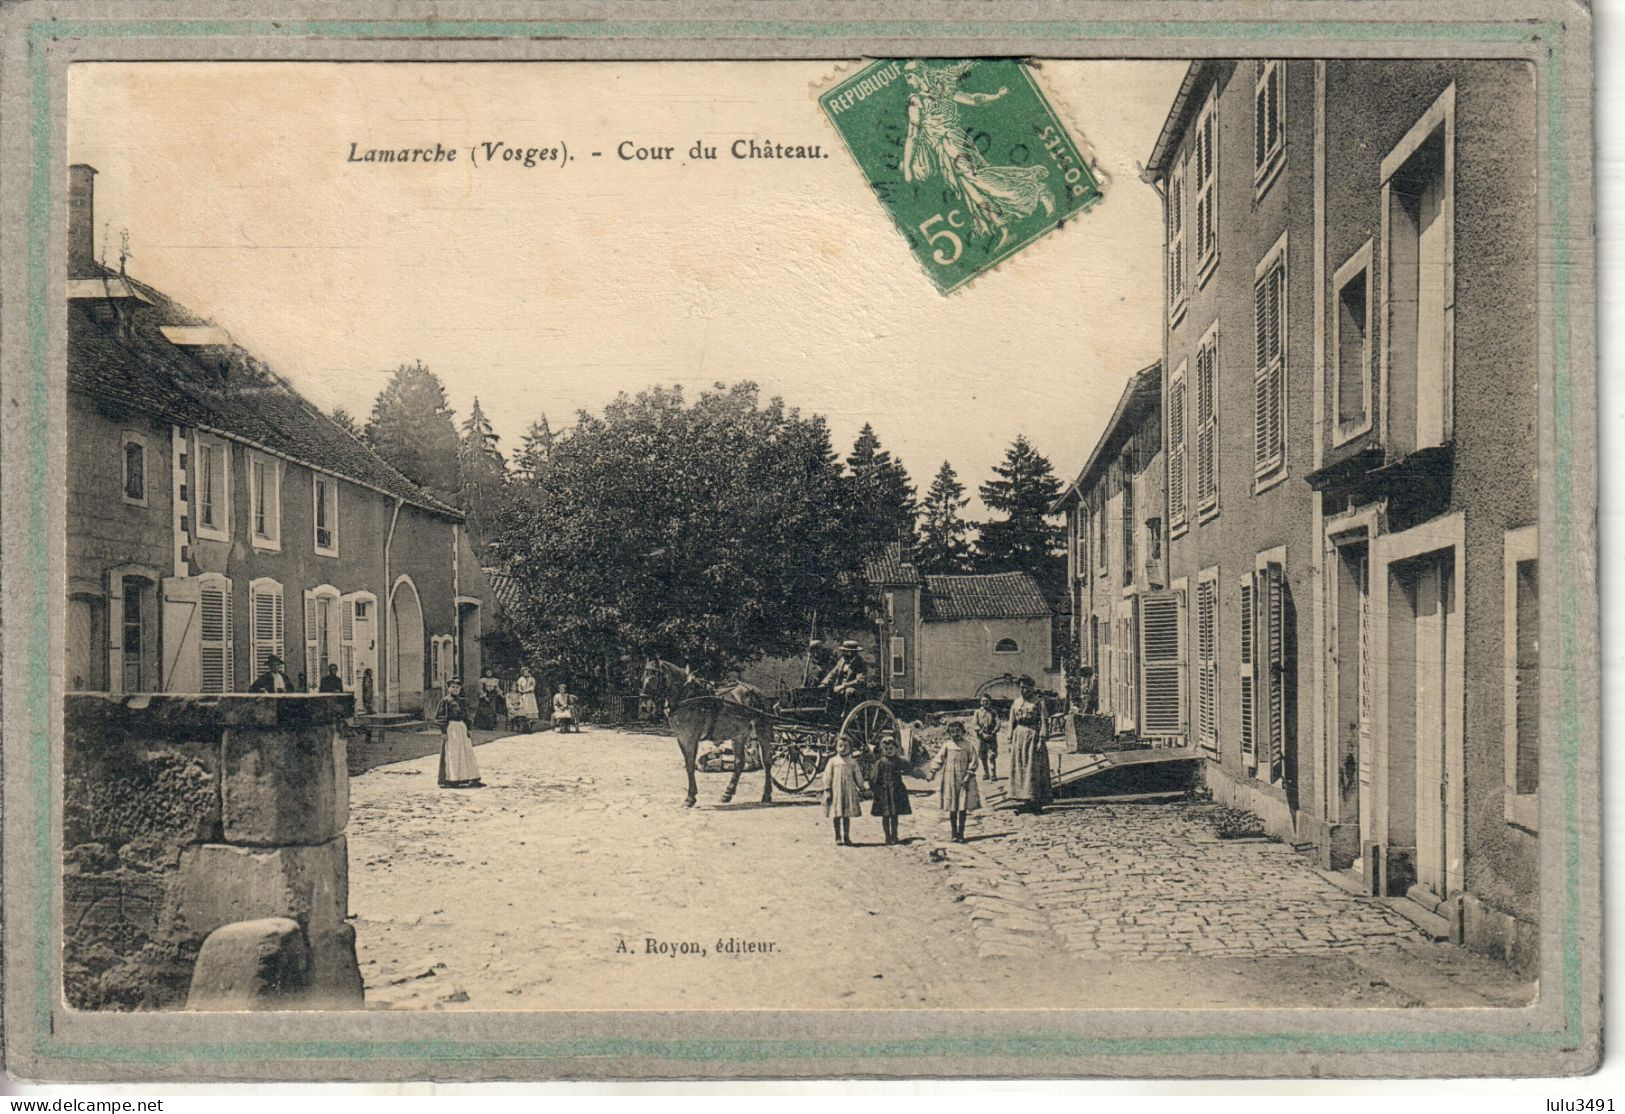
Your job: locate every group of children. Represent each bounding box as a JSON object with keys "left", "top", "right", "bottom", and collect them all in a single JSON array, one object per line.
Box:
[{"left": 821, "top": 710, "right": 995, "bottom": 848}]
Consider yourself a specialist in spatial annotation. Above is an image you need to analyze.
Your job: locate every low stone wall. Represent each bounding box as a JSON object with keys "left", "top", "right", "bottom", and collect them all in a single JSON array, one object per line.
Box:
[{"left": 64, "top": 693, "right": 362, "bottom": 1011}]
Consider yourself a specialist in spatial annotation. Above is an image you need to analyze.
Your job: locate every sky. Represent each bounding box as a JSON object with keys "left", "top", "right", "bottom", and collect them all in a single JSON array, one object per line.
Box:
[{"left": 68, "top": 60, "right": 1185, "bottom": 513}]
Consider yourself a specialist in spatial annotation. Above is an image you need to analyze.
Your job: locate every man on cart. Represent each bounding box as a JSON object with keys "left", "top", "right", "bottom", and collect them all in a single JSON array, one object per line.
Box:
[{"left": 820, "top": 640, "right": 872, "bottom": 722}]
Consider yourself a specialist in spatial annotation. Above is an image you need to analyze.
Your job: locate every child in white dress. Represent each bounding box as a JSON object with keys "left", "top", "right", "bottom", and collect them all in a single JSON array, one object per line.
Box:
[{"left": 822, "top": 736, "right": 869, "bottom": 847}]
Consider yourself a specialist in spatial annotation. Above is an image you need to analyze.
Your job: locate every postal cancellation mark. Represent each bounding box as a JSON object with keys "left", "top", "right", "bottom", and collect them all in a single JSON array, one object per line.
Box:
[{"left": 820, "top": 58, "right": 1102, "bottom": 294}]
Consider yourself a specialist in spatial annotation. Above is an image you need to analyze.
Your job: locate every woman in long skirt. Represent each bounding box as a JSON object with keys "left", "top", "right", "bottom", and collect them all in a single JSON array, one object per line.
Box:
[
  {"left": 513, "top": 666, "right": 541, "bottom": 730},
  {"left": 1006, "top": 675, "right": 1052, "bottom": 815},
  {"left": 436, "top": 678, "right": 483, "bottom": 788}
]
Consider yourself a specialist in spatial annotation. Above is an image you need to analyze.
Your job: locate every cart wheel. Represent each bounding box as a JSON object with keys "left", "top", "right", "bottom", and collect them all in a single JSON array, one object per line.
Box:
[
  {"left": 770, "top": 742, "right": 820, "bottom": 794},
  {"left": 839, "top": 699, "right": 901, "bottom": 763}
]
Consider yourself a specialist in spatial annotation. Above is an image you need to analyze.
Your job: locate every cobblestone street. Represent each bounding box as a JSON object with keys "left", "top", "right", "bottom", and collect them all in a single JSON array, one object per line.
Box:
[{"left": 346, "top": 728, "right": 1535, "bottom": 1011}]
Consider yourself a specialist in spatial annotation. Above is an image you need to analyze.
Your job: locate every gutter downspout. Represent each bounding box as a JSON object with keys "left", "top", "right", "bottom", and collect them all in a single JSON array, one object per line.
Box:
[
  {"left": 382, "top": 497, "right": 403, "bottom": 712},
  {"left": 452, "top": 523, "right": 461, "bottom": 681}
]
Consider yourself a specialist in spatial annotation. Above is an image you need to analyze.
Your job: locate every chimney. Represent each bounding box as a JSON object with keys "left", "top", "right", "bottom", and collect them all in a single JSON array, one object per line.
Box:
[{"left": 68, "top": 164, "right": 96, "bottom": 277}]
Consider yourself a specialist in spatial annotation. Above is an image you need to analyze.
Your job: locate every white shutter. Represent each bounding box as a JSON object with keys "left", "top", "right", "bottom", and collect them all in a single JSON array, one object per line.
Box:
[
  {"left": 251, "top": 581, "right": 285, "bottom": 676},
  {"left": 1239, "top": 574, "right": 1256, "bottom": 768},
  {"left": 1263, "top": 561, "right": 1287, "bottom": 783},
  {"left": 1169, "top": 368, "right": 1188, "bottom": 530},
  {"left": 1196, "top": 332, "right": 1218, "bottom": 513},
  {"left": 303, "top": 590, "right": 318, "bottom": 688},
  {"left": 1254, "top": 261, "right": 1285, "bottom": 477},
  {"left": 1139, "top": 590, "right": 1186, "bottom": 739},
  {"left": 160, "top": 576, "right": 201, "bottom": 693},
  {"left": 1196, "top": 577, "right": 1219, "bottom": 751},
  {"left": 341, "top": 597, "right": 357, "bottom": 689},
  {"left": 199, "top": 576, "right": 231, "bottom": 693}
]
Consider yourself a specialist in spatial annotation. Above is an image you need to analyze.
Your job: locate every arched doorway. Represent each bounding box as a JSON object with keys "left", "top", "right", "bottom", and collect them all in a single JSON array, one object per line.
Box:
[{"left": 389, "top": 576, "right": 425, "bottom": 714}]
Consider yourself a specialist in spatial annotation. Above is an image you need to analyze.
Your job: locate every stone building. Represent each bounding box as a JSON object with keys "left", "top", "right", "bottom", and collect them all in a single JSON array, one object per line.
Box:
[
  {"left": 1142, "top": 61, "right": 1540, "bottom": 970},
  {"left": 867, "top": 544, "right": 1060, "bottom": 703},
  {"left": 65, "top": 164, "right": 490, "bottom": 713},
  {"left": 1053, "top": 362, "right": 1175, "bottom": 741}
]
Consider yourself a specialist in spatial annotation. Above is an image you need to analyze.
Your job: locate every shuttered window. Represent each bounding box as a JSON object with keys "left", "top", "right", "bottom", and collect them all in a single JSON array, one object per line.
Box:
[
  {"left": 1261, "top": 561, "right": 1287, "bottom": 783},
  {"left": 1169, "top": 362, "right": 1188, "bottom": 534},
  {"left": 1238, "top": 574, "right": 1255, "bottom": 767},
  {"left": 1193, "top": 94, "right": 1218, "bottom": 274},
  {"left": 341, "top": 596, "right": 357, "bottom": 690},
  {"left": 1139, "top": 590, "right": 1186, "bottom": 739},
  {"left": 1254, "top": 61, "right": 1284, "bottom": 188},
  {"left": 249, "top": 579, "right": 284, "bottom": 676},
  {"left": 1167, "top": 163, "right": 1187, "bottom": 318},
  {"left": 1196, "top": 572, "right": 1219, "bottom": 752},
  {"left": 198, "top": 574, "right": 233, "bottom": 693},
  {"left": 1196, "top": 324, "right": 1220, "bottom": 517},
  {"left": 1121, "top": 450, "right": 1136, "bottom": 585},
  {"left": 890, "top": 636, "right": 906, "bottom": 676},
  {"left": 1254, "top": 249, "right": 1287, "bottom": 481}
]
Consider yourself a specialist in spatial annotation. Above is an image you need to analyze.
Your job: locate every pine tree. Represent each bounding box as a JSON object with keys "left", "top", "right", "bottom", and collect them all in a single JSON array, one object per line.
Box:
[
  {"left": 845, "top": 423, "right": 917, "bottom": 554},
  {"left": 363, "top": 361, "right": 461, "bottom": 502},
  {"left": 976, "top": 435, "right": 1065, "bottom": 596},
  {"left": 458, "top": 397, "right": 509, "bottom": 549},
  {"left": 917, "top": 460, "right": 973, "bottom": 573},
  {"left": 515, "top": 415, "right": 558, "bottom": 484}
]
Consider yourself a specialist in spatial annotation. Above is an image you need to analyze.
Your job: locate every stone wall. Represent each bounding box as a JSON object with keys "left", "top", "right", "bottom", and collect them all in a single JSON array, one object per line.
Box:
[{"left": 64, "top": 693, "right": 362, "bottom": 1010}]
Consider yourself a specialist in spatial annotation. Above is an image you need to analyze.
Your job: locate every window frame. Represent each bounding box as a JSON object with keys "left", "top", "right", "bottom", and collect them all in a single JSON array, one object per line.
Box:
[
  {"left": 248, "top": 452, "right": 283, "bottom": 552},
  {"left": 1503, "top": 525, "right": 1539, "bottom": 831},
  {"left": 993, "top": 637, "right": 1020, "bottom": 655},
  {"left": 1166, "top": 161, "right": 1188, "bottom": 325},
  {"left": 1120, "top": 447, "right": 1136, "bottom": 587},
  {"left": 194, "top": 433, "right": 231, "bottom": 542},
  {"left": 121, "top": 431, "right": 149, "bottom": 507},
  {"left": 1379, "top": 83, "right": 1456, "bottom": 454},
  {"left": 248, "top": 576, "right": 286, "bottom": 680},
  {"left": 1254, "top": 60, "right": 1286, "bottom": 200},
  {"left": 1168, "top": 359, "right": 1189, "bottom": 538},
  {"left": 1195, "top": 321, "right": 1221, "bottom": 522},
  {"left": 312, "top": 472, "right": 340, "bottom": 557},
  {"left": 1193, "top": 90, "right": 1220, "bottom": 287},
  {"left": 890, "top": 635, "right": 907, "bottom": 678},
  {"left": 1331, "top": 240, "right": 1376, "bottom": 446},
  {"left": 1253, "top": 231, "right": 1290, "bottom": 491},
  {"left": 197, "top": 571, "right": 234, "bottom": 693}
]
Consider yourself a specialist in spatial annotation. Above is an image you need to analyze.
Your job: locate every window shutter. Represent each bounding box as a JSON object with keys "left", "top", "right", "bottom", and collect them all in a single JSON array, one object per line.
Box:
[
  {"left": 199, "top": 577, "right": 231, "bottom": 693},
  {"left": 341, "top": 597, "right": 357, "bottom": 690},
  {"left": 303, "top": 590, "right": 318, "bottom": 687},
  {"left": 1264, "top": 561, "right": 1287, "bottom": 783},
  {"left": 1239, "top": 574, "right": 1256, "bottom": 767},
  {"left": 1268, "top": 266, "right": 1284, "bottom": 469},
  {"left": 1254, "top": 263, "right": 1285, "bottom": 475},
  {"left": 1255, "top": 79, "right": 1267, "bottom": 172},
  {"left": 1197, "top": 578, "right": 1219, "bottom": 752},
  {"left": 251, "top": 582, "right": 284, "bottom": 675},
  {"left": 1169, "top": 372, "right": 1187, "bottom": 529},
  {"left": 1196, "top": 335, "right": 1218, "bottom": 512},
  {"left": 1139, "top": 590, "right": 1186, "bottom": 738}
]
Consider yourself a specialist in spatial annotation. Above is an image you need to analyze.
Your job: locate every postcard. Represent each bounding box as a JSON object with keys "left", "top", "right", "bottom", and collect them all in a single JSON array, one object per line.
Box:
[{"left": 0, "top": 0, "right": 1598, "bottom": 1083}]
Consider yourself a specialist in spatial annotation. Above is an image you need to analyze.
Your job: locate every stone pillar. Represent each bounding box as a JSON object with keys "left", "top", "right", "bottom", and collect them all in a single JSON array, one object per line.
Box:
[{"left": 63, "top": 693, "right": 361, "bottom": 1011}]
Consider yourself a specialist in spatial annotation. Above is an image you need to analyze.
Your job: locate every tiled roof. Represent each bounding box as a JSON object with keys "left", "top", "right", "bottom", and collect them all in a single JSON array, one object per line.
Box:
[
  {"left": 922, "top": 572, "right": 1052, "bottom": 621},
  {"left": 1053, "top": 360, "right": 1162, "bottom": 511},
  {"left": 68, "top": 268, "right": 461, "bottom": 519},
  {"left": 864, "top": 542, "right": 922, "bottom": 586},
  {"left": 484, "top": 568, "right": 522, "bottom": 613}
]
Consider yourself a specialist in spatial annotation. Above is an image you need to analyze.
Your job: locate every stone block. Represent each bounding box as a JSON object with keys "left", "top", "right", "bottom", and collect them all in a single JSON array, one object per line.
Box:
[
  {"left": 305, "top": 923, "right": 366, "bottom": 1009},
  {"left": 185, "top": 918, "right": 310, "bottom": 1011},
  {"left": 173, "top": 838, "right": 348, "bottom": 942},
  {"left": 222, "top": 727, "right": 345, "bottom": 845}
]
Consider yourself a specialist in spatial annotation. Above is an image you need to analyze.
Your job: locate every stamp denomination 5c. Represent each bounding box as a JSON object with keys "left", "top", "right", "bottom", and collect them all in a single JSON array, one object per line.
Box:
[{"left": 820, "top": 58, "right": 1102, "bottom": 293}]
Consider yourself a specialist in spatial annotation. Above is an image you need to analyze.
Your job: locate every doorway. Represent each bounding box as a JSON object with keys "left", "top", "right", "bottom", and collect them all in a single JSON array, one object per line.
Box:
[
  {"left": 1329, "top": 536, "right": 1372, "bottom": 873},
  {"left": 389, "top": 576, "right": 425, "bottom": 714}
]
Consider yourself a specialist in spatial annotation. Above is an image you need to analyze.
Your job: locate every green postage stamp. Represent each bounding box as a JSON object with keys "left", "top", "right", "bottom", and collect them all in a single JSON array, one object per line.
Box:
[{"left": 819, "top": 58, "right": 1102, "bottom": 293}]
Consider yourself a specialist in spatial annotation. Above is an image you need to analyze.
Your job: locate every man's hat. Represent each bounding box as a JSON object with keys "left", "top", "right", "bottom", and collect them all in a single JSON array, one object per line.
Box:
[
  {"left": 1018, "top": 674, "right": 1037, "bottom": 687},
  {"left": 839, "top": 640, "right": 862, "bottom": 653},
  {"left": 265, "top": 654, "right": 284, "bottom": 667}
]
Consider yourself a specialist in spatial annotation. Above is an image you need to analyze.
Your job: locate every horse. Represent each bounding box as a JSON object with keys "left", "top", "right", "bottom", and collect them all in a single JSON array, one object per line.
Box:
[{"left": 639, "top": 657, "right": 778, "bottom": 808}]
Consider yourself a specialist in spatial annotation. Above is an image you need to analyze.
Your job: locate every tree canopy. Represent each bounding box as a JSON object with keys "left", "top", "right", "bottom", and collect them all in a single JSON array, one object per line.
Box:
[
  {"left": 976, "top": 434, "right": 1065, "bottom": 597},
  {"left": 844, "top": 423, "right": 917, "bottom": 556},
  {"left": 364, "top": 361, "right": 461, "bottom": 502},
  {"left": 492, "top": 382, "right": 869, "bottom": 680},
  {"left": 917, "top": 460, "right": 974, "bottom": 574},
  {"left": 458, "top": 398, "right": 510, "bottom": 550},
  {"left": 514, "top": 415, "right": 558, "bottom": 485}
]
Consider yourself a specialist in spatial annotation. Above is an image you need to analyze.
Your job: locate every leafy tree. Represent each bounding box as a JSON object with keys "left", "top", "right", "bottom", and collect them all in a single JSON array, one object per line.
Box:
[
  {"left": 917, "top": 460, "right": 973, "bottom": 573},
  {"left": 492, "top": 382, "right": 868, "bottom": 681},
  {"left": 976, "top": 435, "right": 1065, "bottom": 597},
  {"left": 514, "top": 415, "right": 558, "bottom": 484},
  {"left": 845, "top": 423, "right": 917, "bottom": 555},
  {"left": 363, "top": 361, "right": 460, "bottom": 502},
  {"left": 458, "top": 398, "right": 510, "bottom": 549},
  {"left": 329, "top": 406, "right": 365, "bottom": 440}
]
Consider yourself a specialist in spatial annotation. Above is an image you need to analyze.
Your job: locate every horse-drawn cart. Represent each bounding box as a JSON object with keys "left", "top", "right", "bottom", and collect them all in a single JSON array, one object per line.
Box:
[{"left": 765, "top": 686, "right": 903, "bottom": 794}]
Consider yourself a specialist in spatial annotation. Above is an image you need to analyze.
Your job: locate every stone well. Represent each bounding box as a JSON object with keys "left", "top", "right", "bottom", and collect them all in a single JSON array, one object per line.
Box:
[{"left": 63, "top": 693, "right": 362, "bottom": 1011}]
